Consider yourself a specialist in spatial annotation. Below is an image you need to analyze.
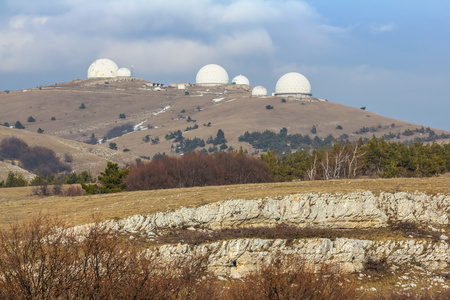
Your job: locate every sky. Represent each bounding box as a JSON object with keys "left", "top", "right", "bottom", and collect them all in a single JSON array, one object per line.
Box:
[{"left": 0, "top": 0, "right": 449, "bottom": 131}]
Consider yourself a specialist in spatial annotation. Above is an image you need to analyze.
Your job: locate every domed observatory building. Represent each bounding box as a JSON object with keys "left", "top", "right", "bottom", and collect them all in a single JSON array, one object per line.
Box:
[
  {"left": 196, "top": 64, "right": 229, "bottom": 86},
  {"left": 251, "top": 86, "right": 267, "bottom": 96},
  {"left": 275, "top": 72, "right": 312, "bottom": 98},
  {"left": 87, "top": 59, "right": 119, "bottom": 79},
  {"left": 117, "top": 67, "right": 131, "bottom": 78},
  {"left": 231, "top": 75, "right": 250, "bottom": 86}
]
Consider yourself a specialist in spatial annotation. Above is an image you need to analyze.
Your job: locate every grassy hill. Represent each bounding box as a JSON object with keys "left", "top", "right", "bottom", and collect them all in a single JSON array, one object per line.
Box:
[
  {"left": 0, "top": 125, "right": 137, "bottom": 181},
  {"left": 1, "top": 78, "right": 448, "bottom": 162}
]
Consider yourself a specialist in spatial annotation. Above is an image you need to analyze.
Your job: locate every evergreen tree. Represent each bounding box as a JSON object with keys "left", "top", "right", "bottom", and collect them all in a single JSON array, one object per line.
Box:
[{"left": 81, "top": 162, "right": 129, "bottom": 194}]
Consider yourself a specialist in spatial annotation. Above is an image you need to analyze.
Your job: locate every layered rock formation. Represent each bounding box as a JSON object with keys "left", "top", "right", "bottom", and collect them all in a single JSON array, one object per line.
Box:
[{"left": 75, "top": 191, "right": 449, "bottom": 278}]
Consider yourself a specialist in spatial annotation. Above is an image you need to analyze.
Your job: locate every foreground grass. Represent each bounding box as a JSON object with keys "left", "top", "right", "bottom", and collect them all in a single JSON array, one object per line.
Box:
[{"left": 0, "top": 177, "right": 449, "bottom": 230}]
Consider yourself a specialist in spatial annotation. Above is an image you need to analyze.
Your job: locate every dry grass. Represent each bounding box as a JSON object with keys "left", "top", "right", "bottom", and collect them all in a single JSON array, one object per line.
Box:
[{"left": 0, "top": 176, "right": 448, "bottom": 231}]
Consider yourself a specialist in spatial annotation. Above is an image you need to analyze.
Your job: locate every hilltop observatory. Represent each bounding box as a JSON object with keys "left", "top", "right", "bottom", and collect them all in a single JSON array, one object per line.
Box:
[
  {"left": 231, "top": 75, "right": 250, "bottom": 86},
  {"left": 87, "top": 59, "right": 119, "bottom": 79},
  {"left": 251, "top": 86, "right": 267, "bottom": 96},
  {"left": 196, "top": 64, "right": 229, "bottom": 86},
  {"left": 275, "top": 72, "right": 311, "bottom": 98},
  {"left": 117, "top": 67, "right": 131, "bottom": 78}
]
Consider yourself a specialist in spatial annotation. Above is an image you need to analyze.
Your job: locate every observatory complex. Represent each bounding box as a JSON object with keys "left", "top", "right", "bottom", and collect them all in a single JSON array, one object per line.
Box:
[{"left": 87, "top": 59, "right": 313, "bottom": 99}]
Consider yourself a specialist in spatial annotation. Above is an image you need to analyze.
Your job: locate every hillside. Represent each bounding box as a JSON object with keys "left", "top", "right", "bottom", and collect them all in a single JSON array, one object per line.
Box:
[
  {"left": 1, "top": 78, "right": 448, "bottom": 160},
  {"left": 0, "top": 125, "right": 137, "bottom": 181}
]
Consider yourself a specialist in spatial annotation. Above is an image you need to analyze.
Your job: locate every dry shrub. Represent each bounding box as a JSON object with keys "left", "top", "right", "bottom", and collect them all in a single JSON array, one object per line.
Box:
[
  {"left": 126, "top": 151, "right": 274, "bottom": 191},
  {"left": 0, "top": 215, "right": 219, "bottom": 299},
  {"left": 0, "top": 137, "right": 28, "bottom": 159},
  {"left": 363, "top": 256, "right": 388, "bottom": 273},
  {"left": 20, "top": 146, "right": 71, "bottom": 176},
  {"left": 62, "top": 185, "right": 84, "bottom": 197},
  {"left": 222, "top": 255, "right": 360, "bottom": 300}
]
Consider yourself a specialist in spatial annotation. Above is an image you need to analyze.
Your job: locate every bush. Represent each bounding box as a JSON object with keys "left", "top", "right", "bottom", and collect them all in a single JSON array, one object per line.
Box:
[
  {"left": 109, "top": 142, "right": 117, "bottom": 150},
  {"left": 4, "top": 172, "right": 28, "bottom": 187},
  {"left": 224, "top": 255, "right": 358, "bottom": 300},
  {"left": 14, "top": 121, "right": 25, "bottom": 129},
  {"left": 62, "top": 185, "right": 84, "bottom": 197},
  {"left": 27, "top": 116, "right": 36, "bottom": 122},
  {"left": 18, "top": 146, "right": 71, "bottom": 176},
  {"left": 0, "top": 137, "right": 28, "bottom": 159},
  {"left": 37, "top": 128, "right": 44, "bottom": 134},
  {"left": 310, "top": 125, "right": 317, "bottom": 134},
  {"left": 79, "top": 103, "right": 86, "bottom": 109},
  {"left": 119, "top": 113, "right": 126, "bottom": 119},
  {"left": 33, "top": 181, "right": 51, "bottom": 196},
  {"left": 336, "top": 125, "right": 343, "bottom": 130},
  {"left": 265, "top": 105, "right": 274, "bottom": 110},
  {"left": 126, "top": 152, "right": 273, "bottom": 191},
  {"left": 82, "top": 162, "right": 129, "bottom": 194},
  {"left": 85, "top": 133, "right": 98, "bottom": 145},
  {"left": 105, "top": 123, "right": 134, "bottom": 140},
  {"left": 0, "top": 216, "right": 214, "bottom": 299},
  {"left": 63, "top": 153, "right": 73, "bottom": 163},
  {"left": 363, "top": 256, "right": 388, "bottom": 273},
  {"left": 51, "top": 117, "right": 56, "bottom": 121}
]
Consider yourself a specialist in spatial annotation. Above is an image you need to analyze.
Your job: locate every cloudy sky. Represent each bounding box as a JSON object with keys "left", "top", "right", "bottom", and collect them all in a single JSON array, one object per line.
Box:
[{"left": 1, "top": 0, "right": 449, "bottom": 131}]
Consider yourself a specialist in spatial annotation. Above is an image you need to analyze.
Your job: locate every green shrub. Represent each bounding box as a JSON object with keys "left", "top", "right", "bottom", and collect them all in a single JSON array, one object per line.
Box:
[
  {"left": 4, "top": 172, "right": 28, "bottom": 187},
  {"left": 82, "top": 162, "right": 129, "bottom": 194},
  {"left": 14, "top": 121, "right": 25, "bottom": 129}
]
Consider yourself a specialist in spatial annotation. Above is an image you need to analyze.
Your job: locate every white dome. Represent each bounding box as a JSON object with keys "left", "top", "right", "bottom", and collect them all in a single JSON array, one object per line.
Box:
[
  {"left": 275, "top": 72, "right": 311, "bottom": 95},
  {"left": 232, "top": 75, "right": 250, "bottom": 85},
  {"left": 117, "top": 67, "right": 131, "bottom": 77},
  {"left": 251, "top": 86, "right": 267, "bottom": 96},
  {"left": 196, "top": 64, "right": 229, "bottom": 86},
  {"left": 87, "top": 58, "right": 119, "bottom": 79}
]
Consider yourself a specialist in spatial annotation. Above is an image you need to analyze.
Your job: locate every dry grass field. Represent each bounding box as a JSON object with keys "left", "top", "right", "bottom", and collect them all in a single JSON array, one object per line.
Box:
[{"left": 1, "top": 176, "right": 448, "bottom": 230}]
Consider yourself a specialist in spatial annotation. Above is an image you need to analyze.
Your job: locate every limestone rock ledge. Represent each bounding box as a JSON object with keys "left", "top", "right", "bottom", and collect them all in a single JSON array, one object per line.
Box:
[
  {"left": 71, "top": 191, "right": 449, "bottom": 277},
  {"left": 105, "top": 191, "right": 449, "bottom": 234},
  {"left": 156, "top": 238, "right": 449, "bottom": 277}
]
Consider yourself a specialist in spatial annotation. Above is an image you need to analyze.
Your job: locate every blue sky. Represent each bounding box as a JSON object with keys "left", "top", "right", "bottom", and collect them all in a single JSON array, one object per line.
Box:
[{"left": 1, "top": 0, "right": 449, "bottom": 131}]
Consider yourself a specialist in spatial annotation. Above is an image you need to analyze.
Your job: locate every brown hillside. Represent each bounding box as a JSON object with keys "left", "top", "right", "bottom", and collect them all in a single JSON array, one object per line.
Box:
[
  {"left": 0, "top": 126, "right": 137, "bottom": 181},
  {"left": 0, "top": 78, "right": 448, "bottom": 160}
]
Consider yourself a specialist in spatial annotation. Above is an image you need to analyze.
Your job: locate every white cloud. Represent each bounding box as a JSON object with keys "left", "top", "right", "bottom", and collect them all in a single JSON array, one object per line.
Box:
[{"left": 370, "top": 23, "right": 397, "bottom": 33}]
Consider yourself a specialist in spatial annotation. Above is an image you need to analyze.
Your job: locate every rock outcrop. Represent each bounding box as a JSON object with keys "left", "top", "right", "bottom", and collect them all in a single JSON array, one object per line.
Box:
[
  {"left": 106, "top": 192, "right": 449, "bottom": 235},
  {"left": 157, "top": 237, "right": 449, "bottom": 277},
  {"left": 73, "top": 191, "right": 449, "bottom": 277}
]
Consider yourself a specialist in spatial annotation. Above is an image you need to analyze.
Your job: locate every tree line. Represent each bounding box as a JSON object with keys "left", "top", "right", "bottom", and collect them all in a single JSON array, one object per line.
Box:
[
  {"left": 1, "top": 135, "right": 449, "bottom": 193},
  {"left": 261, "top": 136, "right": 450, "bottom": 181},
  {"left": 125, "top": 151, "right": 273, "bottom": 191}
]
